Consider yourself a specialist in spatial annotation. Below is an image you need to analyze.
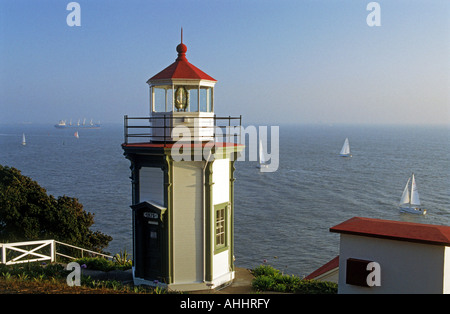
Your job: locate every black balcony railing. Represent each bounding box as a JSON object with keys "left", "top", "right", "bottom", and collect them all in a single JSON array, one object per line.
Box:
[{"left": 123, "top": 115, "right": 242, "bottom": 145}]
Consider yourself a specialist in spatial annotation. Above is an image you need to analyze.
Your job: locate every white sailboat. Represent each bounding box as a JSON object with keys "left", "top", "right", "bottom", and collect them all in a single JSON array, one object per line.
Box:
[
  {"left": 22, "top": 133, "right": 26, "bottom": 146},
  {"left": 74, "top": 131, "right": 79, "bottom": 139},
  {"left": 399, "top": 173, "right": 426, "bottom": 215},
  {"left": 339, "top": 137, "right": 352, "bottom": 157},
  {"left": 257, "top": 139, "right": 269, "bottom": 170}
]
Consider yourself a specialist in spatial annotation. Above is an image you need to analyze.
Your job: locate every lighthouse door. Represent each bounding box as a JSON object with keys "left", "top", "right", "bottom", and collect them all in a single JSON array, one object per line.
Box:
[
  {"left": 142, "top": 212, "right": 161, "bottom": 279},
  {"left": 132, "top": 201, "right": 166, "bottom": 281}
]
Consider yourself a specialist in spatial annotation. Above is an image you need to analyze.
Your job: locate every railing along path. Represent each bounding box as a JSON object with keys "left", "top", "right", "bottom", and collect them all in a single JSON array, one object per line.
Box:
[{"left": 0, "top": 240, "right": 112, "bottom": 265}]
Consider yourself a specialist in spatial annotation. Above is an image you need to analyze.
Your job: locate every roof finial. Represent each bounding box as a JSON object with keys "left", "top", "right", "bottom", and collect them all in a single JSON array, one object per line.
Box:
[{"left": 176, "top": 28, "right": 187, "bottom": 61}]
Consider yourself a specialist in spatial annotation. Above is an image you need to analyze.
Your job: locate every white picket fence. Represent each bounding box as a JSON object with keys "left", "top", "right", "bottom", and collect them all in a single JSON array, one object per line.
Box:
[{"left": 0, "top": 240, "right": 112, "bottom": 265}]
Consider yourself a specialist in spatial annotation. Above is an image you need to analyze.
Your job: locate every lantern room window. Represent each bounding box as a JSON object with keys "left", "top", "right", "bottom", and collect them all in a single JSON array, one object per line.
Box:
[
  {"left": 150, "top": 85, "right": 213, "bottom": 113},
  {"left": 153, "top": 87, "right": 170, "bottom": 112}
]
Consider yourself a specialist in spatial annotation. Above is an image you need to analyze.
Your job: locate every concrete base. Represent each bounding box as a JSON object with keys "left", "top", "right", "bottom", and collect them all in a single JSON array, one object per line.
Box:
[{"left": 132, "top": 267, "right": 235, "bottom": 292}]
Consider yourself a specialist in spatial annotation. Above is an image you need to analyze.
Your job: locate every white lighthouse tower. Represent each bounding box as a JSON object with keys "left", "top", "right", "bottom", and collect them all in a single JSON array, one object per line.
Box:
[{"left": 122, "top": 34, "right": 244, "bottom": 291}]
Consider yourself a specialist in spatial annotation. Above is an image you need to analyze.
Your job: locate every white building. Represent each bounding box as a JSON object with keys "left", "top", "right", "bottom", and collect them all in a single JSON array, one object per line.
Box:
[{"left": 330, "top": 217, "right": 450, "bottom": 294}]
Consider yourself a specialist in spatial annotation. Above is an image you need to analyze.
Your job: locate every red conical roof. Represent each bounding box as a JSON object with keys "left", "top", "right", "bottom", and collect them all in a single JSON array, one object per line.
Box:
[{"left": 148, "top": 42, "right": 216, "bottom": 83}]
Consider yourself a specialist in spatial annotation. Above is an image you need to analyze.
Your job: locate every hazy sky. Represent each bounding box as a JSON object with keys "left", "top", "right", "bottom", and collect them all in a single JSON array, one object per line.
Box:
[{"left": 1, "top": 0, "right": 449, "bottom": 125}]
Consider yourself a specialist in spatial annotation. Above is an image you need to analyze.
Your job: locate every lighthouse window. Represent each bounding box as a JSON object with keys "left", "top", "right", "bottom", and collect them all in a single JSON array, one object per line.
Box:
[
  {"left": 199, "top": 87, "right": 212, "bottom": 112},
  {"left": 153, "top": 88, "right": 166, "bottom": 112},
  {"left": 215, "top": 205, "right": 227, "bottom": 250},
  {"left": 199, "top": 88, "right": 207, "bottom": 112},
  {"left": 189, "top": 88, "right": 198, "bottom": 112}
]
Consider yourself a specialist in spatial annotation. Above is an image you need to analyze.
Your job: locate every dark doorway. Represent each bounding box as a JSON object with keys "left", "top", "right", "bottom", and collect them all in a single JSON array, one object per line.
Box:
[{"left": 132, "top": 201, "right": 167, "bottom": 281}]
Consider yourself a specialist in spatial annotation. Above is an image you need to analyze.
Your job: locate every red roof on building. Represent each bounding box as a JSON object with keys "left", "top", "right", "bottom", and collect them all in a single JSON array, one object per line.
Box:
[
  {"left": 148, "top": 42, "right": 216, "bottom": 83},
  {"left": 304, "top": 256, "right": 339, "bottom": 280},
  {"left": 330, "top": 217, "right": 450, "bottom": 246}
]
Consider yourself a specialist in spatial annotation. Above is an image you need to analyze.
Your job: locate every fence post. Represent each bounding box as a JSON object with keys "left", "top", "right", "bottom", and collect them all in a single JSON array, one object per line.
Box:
[
  {"left": 124, "top": 115, "right": 128, "bottom": 144},
  {"left": 50, "top": 240, "right": 55, "bottom": 262},
  {"left": 239, "top": 115, "right": 242, "bottom": 144},
  {"left": 1, "top": 245, "right": 5, "bottom": 264},
  {"left": 214, "top": 114, "right": 217, "bottom": 141},
  {"left": 164, "top": 114, "right": 166, "bottom": 146}
]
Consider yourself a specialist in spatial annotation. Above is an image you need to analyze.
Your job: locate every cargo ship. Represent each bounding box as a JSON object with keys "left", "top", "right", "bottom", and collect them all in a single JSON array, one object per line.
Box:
[{"left": 54, "top": 119, "right": 100, "bottom": 129}]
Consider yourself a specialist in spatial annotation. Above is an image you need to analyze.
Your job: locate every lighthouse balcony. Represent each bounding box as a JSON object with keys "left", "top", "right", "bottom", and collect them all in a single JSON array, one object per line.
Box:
[{"left": 123, "top": 113, "right": 242, "bottom": 145}]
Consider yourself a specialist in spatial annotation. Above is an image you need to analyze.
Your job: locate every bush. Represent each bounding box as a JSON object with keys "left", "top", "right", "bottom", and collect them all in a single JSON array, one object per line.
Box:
[
  {"left": 274, "top": 283, "right": 287, "bottom": 293},
  {"left": 0, "top": 262, "right": 67, "bottom": 280},
  {"left": 251, "top": 264, "right": 280, "bottom": 277},
  {"left": 0, "top": 165, "right": 112, "bottom": 252},
  {"left": 251, "top": 275, "right": 276, "bottom": 291},
  {"left": 251, "top": 264, "right": 337, "bottom": 294},
  {"left": 293, "top": 280, "right": 338, "bottom": 294},
  {"left": 74, "top": 256, "right": 132, "bottom": 271},
  {"left": 113, "top": 250, "right": 132, "bottom": 269}
]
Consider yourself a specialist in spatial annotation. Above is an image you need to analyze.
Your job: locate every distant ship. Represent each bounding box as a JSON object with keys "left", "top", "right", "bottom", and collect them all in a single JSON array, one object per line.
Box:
[
  {"left": 339, "top": 137, "right": 352, "bottom": 157},
  {"left": 257, "top": 139, "right": 269, "bottom": 170},
  {"left": 54, "top": 119, "right": 100, "bottom": 129},
  {"left": 399, "top": 173, "right": 427, "bottom": 215}
]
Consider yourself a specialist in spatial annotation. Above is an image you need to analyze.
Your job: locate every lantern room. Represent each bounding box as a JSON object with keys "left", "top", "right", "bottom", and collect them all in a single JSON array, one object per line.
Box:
[{"left": 147, "top": 34, "right": 217, "bottom": 142}]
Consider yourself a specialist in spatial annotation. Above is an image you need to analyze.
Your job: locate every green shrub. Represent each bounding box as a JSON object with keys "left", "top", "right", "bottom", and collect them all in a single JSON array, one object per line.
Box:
[
  {"left": 0, "top": 262, "right": 67, "bottom": 280},
  {"left": 251, "top": 264, "right": 280, "bottom": 277},
  {"left": 74, "top": 256, "right": 132, "bottom": 271},
  {"left": 0, "top": 165, "right": 112, "bottom": 252},
  {"left": 274, "top": 283, "right": 287, "bottom": 293},
  {"left": 293, "top": 280, "right": 338, "bottom": 294},
  {"left": 251, "top": 275, "right": 276, "bottom": 291},
  {"left": 113, "top": 250, "right": 132, "bottom": 269},
  {"left": 251, "top": 264, "right": 337, "bottom": 294},
  {"left": 75, "top": 257, "right": 115, "bottom": 271}
]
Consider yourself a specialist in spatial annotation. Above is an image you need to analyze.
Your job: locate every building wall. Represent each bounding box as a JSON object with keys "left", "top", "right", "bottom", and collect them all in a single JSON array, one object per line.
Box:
[
  {"left": 152, "top": 112, "right": 215, "bottom": 141},
  {"left": 338, "top": 234, "right": 446, "bottom": 294},
  {"left": 172, "top": 161, "right": 203, "bottom": 284},
  {"left": 138, "top": 158, "right": 233, "bottom": 287},
  {"left": 212, "top": 159, "right": 229, "bottom": 206},
  {"left": 213, "top": 250, "right": 230, "bottom": 278},
  {"left": 445, "top": 247, "right": 450, "bottom": 294},
  {"left": 139, "top": 167, "right": 164, "bottom": 205},
  {"left": 212, "top": 158, "right": 231, "bottom": 278}
]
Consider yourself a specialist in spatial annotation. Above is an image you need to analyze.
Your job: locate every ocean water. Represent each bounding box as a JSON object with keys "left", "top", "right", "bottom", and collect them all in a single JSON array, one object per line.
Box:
[{"left": 1, "top": 123, "right": 449, "bottom": 277}]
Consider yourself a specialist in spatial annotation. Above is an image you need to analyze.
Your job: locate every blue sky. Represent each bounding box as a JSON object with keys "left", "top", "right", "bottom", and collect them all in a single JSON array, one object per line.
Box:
[{"left": 0, "top": 0, "right": 449, "bottom": 125}]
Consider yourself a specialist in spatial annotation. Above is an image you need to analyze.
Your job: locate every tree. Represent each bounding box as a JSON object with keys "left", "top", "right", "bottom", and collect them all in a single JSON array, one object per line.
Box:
[{"left": 0, "top": 165, "right": 112, "bottom": 252}]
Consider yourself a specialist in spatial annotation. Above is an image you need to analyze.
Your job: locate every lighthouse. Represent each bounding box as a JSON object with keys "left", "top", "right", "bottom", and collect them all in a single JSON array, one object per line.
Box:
[{"left": 122, "top": 34, "right": 244, "bottom": 291}]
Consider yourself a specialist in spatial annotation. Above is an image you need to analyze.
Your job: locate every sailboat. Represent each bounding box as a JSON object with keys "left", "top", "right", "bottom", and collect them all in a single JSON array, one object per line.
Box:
[
  {"left": 74, "top": 131, "right": 79, "bottom": 139},
  {"left": 22, "top": 133, "right": 26, "bottom": 146},
  {"left": 339, "top": 137, "right": 352, "bottom": 157},
  {"left": 257, "top": 140, "right": 269, "bottom": 170},
  {"left": 399, "top": 173, "right": 426, "bottom": 215}
]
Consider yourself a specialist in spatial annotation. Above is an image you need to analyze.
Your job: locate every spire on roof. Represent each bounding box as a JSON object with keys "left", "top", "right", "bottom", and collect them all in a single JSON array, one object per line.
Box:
[{"left": 176, "top": 27, "right": 187, "bottom": 61}]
